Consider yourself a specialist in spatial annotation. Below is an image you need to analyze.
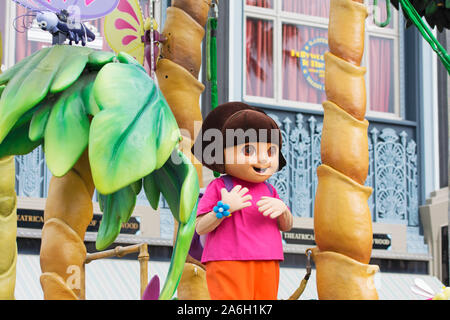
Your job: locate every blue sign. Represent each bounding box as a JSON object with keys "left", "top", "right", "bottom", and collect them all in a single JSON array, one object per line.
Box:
[{"left": 291, "top": 37, "right": 328, "bottom": 91}]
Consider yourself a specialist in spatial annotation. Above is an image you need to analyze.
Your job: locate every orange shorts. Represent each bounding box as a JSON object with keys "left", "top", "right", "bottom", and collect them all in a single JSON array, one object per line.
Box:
[{"left": 205, "top": 260, "right": 280, "bottom": 300}]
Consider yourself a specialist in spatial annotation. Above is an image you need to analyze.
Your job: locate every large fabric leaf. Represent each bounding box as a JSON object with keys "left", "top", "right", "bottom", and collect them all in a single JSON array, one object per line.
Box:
[
  {"left": 0, "top": 49, "right": 45, "bottom": 86},
  {"left": 29, "top": 99, "right": 53, "bottom": 142},
  {"left": 80, "top": 80, "right": 100, "bottom": 116},
  {"left": 90, "top": 63, "right": 180, "bottom": 195},
  {"left": 130, "top": 179, "right": 143, "bottom": 195},
  {"left": 143, "top": 149, "right": 199, "bottom": 224},
  {"left": 0, "top": 121, "right": 42, "bottom": 158},
  {"left": 87, "top": 51, "right": 116, "bottom": 70},
  {"left": 143, "top": 173, "right": 161, "bottom": 211},
  {"left": 117, "top": 51, "right": 146, "bottom": 73},
  {"left": 96, "top": 183, "right": 137, "bottom": 251},
  {"left": 0, "top": 47, "right": 51, "bottom": 142},
  {"left": 0, "top": 103, "right": 42, "bottom": 157},
  {"left": 159, "top": 203, "right": 197, "bottom": 300},
  {"left": 44, "top": 73, "right": 96, "bottom": 177},
  {"left": 391, "top": 0, "right": 450, "bottom": 31},
  {"left": 0, "top": 45, "right": 88, "bottom": 143},
  {"left": 50, "top": 46, "right": 92, "bottom": 93}
]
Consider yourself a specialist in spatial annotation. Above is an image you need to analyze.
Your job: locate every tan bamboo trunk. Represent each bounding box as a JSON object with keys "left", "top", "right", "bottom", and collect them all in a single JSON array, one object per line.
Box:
[
  {"left": 40, "top": 149, "right": 94, "bottom": 300},
  {"left": 0, "top": 156, "right": 17, "bottom": 300},
  {"left": 0, "top": 31, "right": 18, "bottom": 300},
  {"left": 312, "top": 0, "right": 379, "bottom": 299},
  {"left": 156, "top": 0, "right": 211, "bottom": 188},
  {"left": 158, "top": 0, "right": 211, "bottom": 300}
]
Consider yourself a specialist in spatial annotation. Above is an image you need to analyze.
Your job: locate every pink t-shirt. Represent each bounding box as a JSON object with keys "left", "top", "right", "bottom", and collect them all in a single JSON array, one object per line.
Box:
[{"left": 197, "top": 176, "right": 284, "bottom": 263}]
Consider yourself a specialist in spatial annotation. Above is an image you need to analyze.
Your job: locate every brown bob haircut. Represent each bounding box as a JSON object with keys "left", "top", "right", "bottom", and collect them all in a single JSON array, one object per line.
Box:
[{"left": 191, "top": 102, "right": 287, "bottom": 174}]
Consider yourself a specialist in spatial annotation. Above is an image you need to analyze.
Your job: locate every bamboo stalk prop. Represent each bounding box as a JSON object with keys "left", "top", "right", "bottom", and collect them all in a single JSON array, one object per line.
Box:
[
  {"left": 0, "top": 156, "right": 17, "bottom": 300},
  {"left": 155, "top": 0, "right": 212, "bottom": 300},
  {"left": 0, "top": 31, "right": 18, "bottom": 300},
  {"left": 40, "top": 149, "right": 95, "bottom": 300},
  {"left": 156, "top": 0, "right": 212, "bottom": 187},
  {"left": 312, "top": 0, "right": 379, "bottom": 300}
]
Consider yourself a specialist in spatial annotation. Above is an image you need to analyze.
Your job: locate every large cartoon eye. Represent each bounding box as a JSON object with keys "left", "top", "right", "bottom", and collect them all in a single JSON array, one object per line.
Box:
[
  {"left": 268, "top": 145, "right": 277, "bottom": 157},
  {"left": 39, "top": 21, "right": 47, "bottom": 28},
  {"left": 242, "top": 145, "right": 256, "bottom": 157}
]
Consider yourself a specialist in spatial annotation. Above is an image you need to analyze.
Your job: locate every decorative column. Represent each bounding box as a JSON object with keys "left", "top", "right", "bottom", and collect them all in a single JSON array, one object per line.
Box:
[
  {"left": 0, "top": 156, "right": 17, "bottom": 300},
  {"left": 312, "top": 0, "right": 379, "bottom": 300},
  {"left": 0, "top": 31, "right": 17, "bottom": 300},
  {"left": 40, "top": 150, "right": 95, "bottom": 300}
]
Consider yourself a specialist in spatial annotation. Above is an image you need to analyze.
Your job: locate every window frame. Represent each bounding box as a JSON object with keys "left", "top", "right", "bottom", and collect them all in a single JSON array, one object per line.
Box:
[{"left": 242, "top": 0, "right": 403, "bottom": 120}]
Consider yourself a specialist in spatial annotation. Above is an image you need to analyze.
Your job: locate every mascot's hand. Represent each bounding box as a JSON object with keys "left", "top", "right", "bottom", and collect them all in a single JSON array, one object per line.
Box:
[
  {"left": 220, "top": 185, "right": 252, "bottom": 214},
  {"left": 257, "top": 197, "right": 288, "bottom": 219}
]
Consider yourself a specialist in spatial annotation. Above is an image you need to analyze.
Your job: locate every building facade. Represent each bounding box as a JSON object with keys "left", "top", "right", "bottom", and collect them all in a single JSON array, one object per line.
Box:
[
  {"left": 210, "top": 0, "right": 448, "bottom": 283},
  {"left": 1, "top": 0, "right": 448, "bottom": 299}
]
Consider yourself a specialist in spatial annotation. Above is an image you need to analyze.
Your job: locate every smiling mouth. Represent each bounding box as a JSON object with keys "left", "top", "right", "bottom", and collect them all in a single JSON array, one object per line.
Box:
[{"left": 252, "top": 166, "right": 268, "bottom": 174}]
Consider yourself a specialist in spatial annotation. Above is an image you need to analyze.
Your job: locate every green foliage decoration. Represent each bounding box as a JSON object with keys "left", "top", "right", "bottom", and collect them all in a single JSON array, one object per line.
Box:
[{"left": 0, "top": 45, "right": 200, "bottom": 300}]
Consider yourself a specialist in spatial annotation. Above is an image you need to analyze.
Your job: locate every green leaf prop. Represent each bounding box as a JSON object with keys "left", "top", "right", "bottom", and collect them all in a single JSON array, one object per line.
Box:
[
  {"left": 0, "top": 121, "right": 42, "bottom": 158},
  {"left": 96, "top": 183, "right": 138, "bottom": 251},
  {"left": 117, "top": 51, "right": 146, "bottom": 73},
  {"left": 0, "top": 48, "right": 47, "bottom": 86},
  {"left": 87, "top": 51, "right": 116, "bottom": 70},
  {"left": 80, "top": 80, "right": 100, "bottom": 116},
  {"left": 29, "top": 99, "right": 53, "bottom": 142},
  {"left": 143, "top": 173, "right": 161, "bottom": 211},
  {"left": 130, "top": 179, "right": 143, "bottom": 195},
  {"left": 50, "top": 46, "right": 93, "bottom": 93},
  {"left": 0, "top": 46, "right": 91, "bottom": 143},
  {"left": 143, "top": 149, "right": 199, "bottom": 224},
  {"left": 159, "top": 203, "right": 197, "bottom": 300},
  {"left": 90, "top": 63, "right": 180, "bottom": 195},
  {"left": 0, "top": 103, "right": 44, "bottom": 157},
  {"left": 44, "top": 72, "right": 97, "bottom": 177},
  {"left": 391, "top": 0, "right": 450, "bottom": 31},
  {"left": 0, "top": 47, "right": 51, "bottom": 142},
  {"left": 142, "top": 149, "right": 200, "bottom": 300}
]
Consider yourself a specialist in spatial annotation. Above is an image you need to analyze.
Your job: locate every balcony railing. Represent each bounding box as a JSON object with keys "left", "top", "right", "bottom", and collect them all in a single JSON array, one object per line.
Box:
[{"left": 265, "top": 110, "right": 419, "bottom": 227}]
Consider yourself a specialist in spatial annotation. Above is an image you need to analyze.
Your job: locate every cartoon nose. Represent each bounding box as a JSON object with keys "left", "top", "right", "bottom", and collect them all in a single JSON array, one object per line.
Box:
[{"left": 258, "top": 150, "right": 269, "bottom": 164}]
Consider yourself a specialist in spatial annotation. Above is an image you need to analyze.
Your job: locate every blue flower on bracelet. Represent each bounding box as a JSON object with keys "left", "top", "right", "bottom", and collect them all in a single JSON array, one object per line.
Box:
[{"left": 214, "top": 201, "right": 231, "bottom": 219}]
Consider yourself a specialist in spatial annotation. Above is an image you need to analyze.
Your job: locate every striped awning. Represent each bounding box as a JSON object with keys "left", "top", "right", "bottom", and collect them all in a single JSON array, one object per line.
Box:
[
  {"left": 14, "top": 254, "right": 445, "bottom": 300},
  {"left": 15, "top": 254, "right": 169, "bottom": 300}
]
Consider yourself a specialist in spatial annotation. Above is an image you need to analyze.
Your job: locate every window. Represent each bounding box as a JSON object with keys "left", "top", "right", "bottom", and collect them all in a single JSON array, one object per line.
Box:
[
  {"left": 244, "top": 0, "right": 401, "bottom": 118},
  {"left": 1, "top": 1, "right": 163, "bottom": 73}
]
